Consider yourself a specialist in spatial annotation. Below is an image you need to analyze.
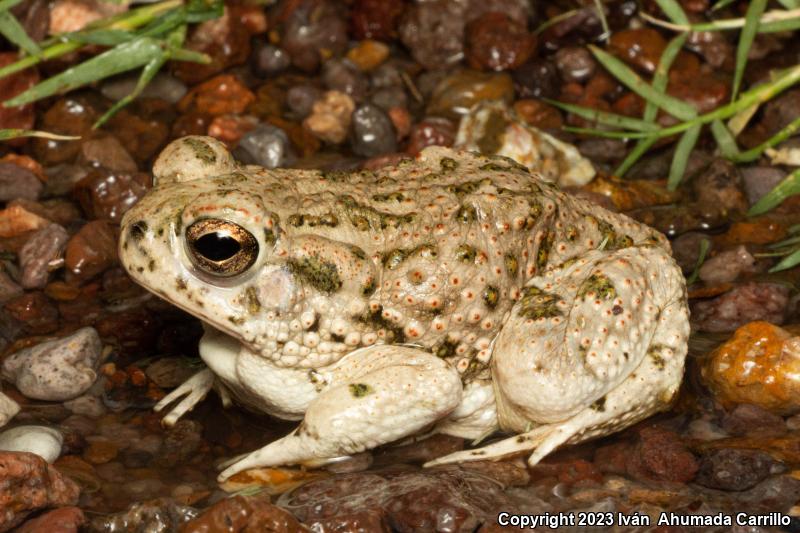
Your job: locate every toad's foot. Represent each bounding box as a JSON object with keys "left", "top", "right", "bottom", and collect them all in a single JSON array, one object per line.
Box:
[
  {"left": 431, "top": 245, "right": 689, "bottom": 467},
  {"left": 154, "top": 368, "right": 215, "bottom": 427},
  {"left": 218, "top": 345, "right": 462, "bottom": 481}
]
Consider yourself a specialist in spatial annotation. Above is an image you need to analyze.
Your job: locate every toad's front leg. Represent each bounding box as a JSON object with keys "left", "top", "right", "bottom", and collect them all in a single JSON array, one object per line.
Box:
[{"left": 218, "top": 345, "right": 462, "bottom": 481}]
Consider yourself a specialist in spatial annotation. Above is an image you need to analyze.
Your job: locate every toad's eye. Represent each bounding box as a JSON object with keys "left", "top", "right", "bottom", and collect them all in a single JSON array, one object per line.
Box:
[{"left": 186, "top": 219, "right": 258, "bottom": 277}]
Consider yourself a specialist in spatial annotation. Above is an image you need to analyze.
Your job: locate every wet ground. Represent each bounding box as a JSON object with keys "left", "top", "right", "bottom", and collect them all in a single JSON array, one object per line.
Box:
[{"left": 1, "top": 0, "right": 800, "bottom": 531}]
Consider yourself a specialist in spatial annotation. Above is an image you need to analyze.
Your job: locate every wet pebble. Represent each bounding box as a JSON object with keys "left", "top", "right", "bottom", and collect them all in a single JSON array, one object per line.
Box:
[
  {"left": 702, "top": 321, "right": 800, "bottom": 414},
  {"left": 64, "top": 220, "right": 118, "bottom": 282},
  {"left": 79, "top": 133, "right": 139, "bottom": 175},
  {"left": 696, "top": 448, "right": 782, "bottom": 491},
  {"left": 63, "top": 395, "right": 106, "bottom": 419},
  {"left": 687, "top": 28, "right": 734, "bottom": 69},
  {"left": 322, "top": 59, "right": 369, "bottom": 102},
  {"left": 0, "top": 391, "right": 19, "bottom": 427},
  {"left": 427, "top": 69, "right": 514, "bottom": 120},
  {"left": 406, "top": 117, "right": 456, "bottom": 155},
  {"left": 182, "top": 494, "right": 303, "bottom": 532},
  {"left": 513, "top": 58, "right": 560, "bottom": 99},
  {"left": 608, "top": 28, "right": 666, "bottom": 74},
  {"left": 234, "top": 124, "right": 294, "bottom": 169},
  {"left": 89, "top": 497, "right": 198, "bottom": 532},
  {"left": 280, "top": 0, "right": 348, "bottom": 72},
  {"left": 73, "top": 168, "right": 152, "bottom": 223},
  {"left": 0, "top": 426, "right": 63, "bottom": 463},
  {"left": 284, "top": 466, "right": 513, "bottom": 532},
  {"left": 286, "top": 85, "right": 323, "bottom": 119},
  {"left": 303, "top": 90, "right": 355, "bottom": 144},
  {"left": 0, "top": 269, "right": 22, "bottom": 303},
  {"left": 0, "top": 162, "right": 42, "bottom": 202},
  {"left": 698, "top": 245, "right": 756, "bottom": 285},
  {"left": 349, "top": 103, "right": 397, "bottom": 158},
  {"left": 83, "top": 438, "right": 118, "bottom": 465},
  {"left": 740, "top": 166, "right": 787, "bottom": 206},
  {"left": 609, "top": 426, "right": 699, "bottom": 483},
  {"left": 251, "top": 43, "right": 291, "bottom": 78},
  {"left": 4, "top": 292, "right": 59, "bottom": 335},
  {"left": 1, "top": 327, "right": 102, "bottom": 402},
  {"left": 399, "top": 0, "right": 467, "bottom": 71},
  {"left": 692, "top": 283, "right": 791, "bottom": 332},
  {"left": 177, "top": 74, "right": 255, "bottom": 116},
  {"left": 554, "top": 47, "right": 597, "bottom": 83},
  {"left": 465, "top": 12, "right": 536, "bottom": 72},
  {"left": 15, "top": 506, "right": 85, "bottom": 533},
  {"left": 0, "top": 53, "right": 38, "bottom": 135},
  {"left": 32, "top": 96, "right": 99, "bottom": 166},
  {"left": 671, "top": 232, "right": 713, "bottom": 273},
  {"left": 19, "top": 223, "right": 69, "bottom": 289},
  {"left": 721, "top": 404, "right": 787, "bottom": 438},
  {"left": 155, "top": 420, "right": 203, "bottom": 467},
  {"left": 172, "top": 6, "right": 251, "bottom": 84},
  {"left": 0, "top": 451, "right": 80, "bottom": 531},
  {"left": 101, "top": 72, "right": 187, "bottom": 104},
  {"left": 145, "top": 357, "right": 198, "bottom": 389},
  {"left": 347, "top": 39, "right": 391, "bottom": 72},
  {"left": 692, "top": 158, "right": 748, "bottom": 215},
  {"left": 351, "top": 0, "right": 405, "bottom": 41},
  {"left": 0, "top": 203, "right": 50, "bottom": 238}
]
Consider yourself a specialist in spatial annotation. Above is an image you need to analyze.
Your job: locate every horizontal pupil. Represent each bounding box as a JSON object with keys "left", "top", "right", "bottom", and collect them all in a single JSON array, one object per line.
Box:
[{"left": 195, "top": 232, "right": 241, "bottom": 262}]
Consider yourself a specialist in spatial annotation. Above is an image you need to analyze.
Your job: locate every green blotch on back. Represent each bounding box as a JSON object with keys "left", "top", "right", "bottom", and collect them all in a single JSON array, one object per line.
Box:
[
  {"left": 349, "top": 383, "right": 373, "bottom": 397},
  {"left": 440, "top": 157, "right": 458, "bottom": 171},
  {"left": 648, "top": 344, "right": 668, "bottom": 370},
  {"left": 518, "top": 286, "right": 562, "bottom": 319},
  {"left": 577, "top": 273, "right": 616, "bottom": 300},
  {"left": 184, "top": 137, "right": 217, "bottom": 165},
  {"left": 288, "top": 254, "right": 342, "bottom": 294}
]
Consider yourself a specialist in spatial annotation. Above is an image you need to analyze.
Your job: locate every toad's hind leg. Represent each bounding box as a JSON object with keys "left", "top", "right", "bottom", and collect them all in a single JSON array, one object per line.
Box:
[
  {"left": 428, "top": 245, "right": 689, "bottom": 467},
  {"left": 218, "top": 345, "right": 462, "bottom": 481}
]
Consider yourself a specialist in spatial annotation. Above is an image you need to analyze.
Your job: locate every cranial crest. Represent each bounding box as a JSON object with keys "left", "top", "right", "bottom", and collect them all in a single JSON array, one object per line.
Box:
[{"left": 152, "top": 135, "right": 238, "bottom": 186}]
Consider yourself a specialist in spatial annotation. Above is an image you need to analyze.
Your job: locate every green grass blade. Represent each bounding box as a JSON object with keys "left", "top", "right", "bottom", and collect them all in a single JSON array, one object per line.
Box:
[
  {"left": 748, "top": 167, "right": 800, "bottom": 216},
  {"left": 615, "top": 137, "right": 658, "bottom": 176},
  {"left": 0, "top": 128, "right": 79, "bottom": 140},
  {"left": 759, "top": 17, "right": 800, "bottom": 33},
  {"left": 767, "top": 235, "right": 800, "bottom": 250},
  {"left": 712, "top": 0, "right": 738, "bottom": 11},
  {"left": 727, "top": 102, "right": 758, "bottom": 135},
  {"left": 710, "top": 119, "right": 740, "bottom": 158},
  {"left": 545, "top": 99, "right": 661, "bottom": 131},
  {"left": 686, "top": 238, "right": 711, "bottom": 285},
  {"left": 0, "top": 42, "right": 80, "bottom": 80},
  {"left": 653, "top": 0, "right": 690, "bottom": 24},
  {"left": 0, "top": 11, "right": 40, "bottom": 56},
  {"left": 563, "top": 127, "right": 652, "bottom": 139},
  {"left": 589, "top": 45, "right": 698, "bottom": 121},
  {"left": 592, "top": 0, "right": 610, "bottom": 40},
  {"left": 776, "top": 0, "right": 800, "bottom": 9},
  {"left": 93, "top": 53, "right": 166, "bottom": 128},
  {"left": 533, "top": 8, "right": 581, "bottom": 35},
  {"left": 64, "top": 28, "right": 136, "bottom": 46},
  {"left": 0, "top": 0, "right": 24, "bottom": 12},
  {"left": 731, "top": 115, "right": 800, "bottom": 163},
  {"left": 732, "top": 0, "right": 767, "bottom": 101},
  {"left": 769, "top": 248, "right": 800, "bottom": 272},
  {"left": 667, "top": 124, "right": 701, "bottom": 190},
  {"left": 616, "top": 34, "right": 687, "bottom": 177},
  {"left": 4, "top": 38, "right": 162, "bottom": 107}
]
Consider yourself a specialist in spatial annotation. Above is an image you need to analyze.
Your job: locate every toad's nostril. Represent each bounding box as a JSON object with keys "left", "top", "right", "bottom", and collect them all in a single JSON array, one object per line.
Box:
[{"left": 129, "top": 221, "right": 148, "bottom": 242}]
